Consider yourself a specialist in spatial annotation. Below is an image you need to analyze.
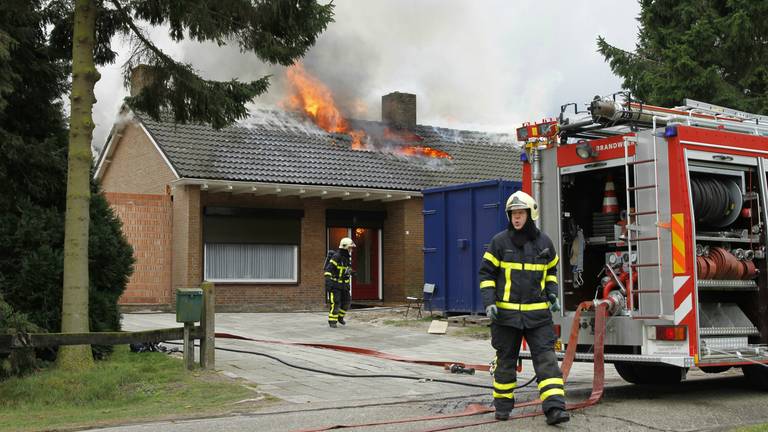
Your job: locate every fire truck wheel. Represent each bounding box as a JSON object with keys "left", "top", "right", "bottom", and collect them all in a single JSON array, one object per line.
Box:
[
  {"left": 614, "top": 362, "right": 686, "bottom": 385},
  {"left": 742, "top": 365, "right": 768, "bottom": 390}
]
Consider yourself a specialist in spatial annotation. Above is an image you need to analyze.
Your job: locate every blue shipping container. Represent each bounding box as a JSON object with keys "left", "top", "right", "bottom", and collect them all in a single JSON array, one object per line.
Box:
[{"left": 423, "top": 179, "right": 521, "bottom": 314}]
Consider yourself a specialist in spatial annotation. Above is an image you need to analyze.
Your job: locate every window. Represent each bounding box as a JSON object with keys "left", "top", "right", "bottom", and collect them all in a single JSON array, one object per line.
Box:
[
  {"left": 205, "top": 243, "right": 297, "bottom": 282},
  {"left": 203, "top": 207, "right": 302, "bottom": 283}
]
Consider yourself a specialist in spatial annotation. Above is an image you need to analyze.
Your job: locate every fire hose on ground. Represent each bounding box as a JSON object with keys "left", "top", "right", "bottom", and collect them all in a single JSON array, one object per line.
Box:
[{"left": 189, "top": 301, "right": 610, "bottom": 431}]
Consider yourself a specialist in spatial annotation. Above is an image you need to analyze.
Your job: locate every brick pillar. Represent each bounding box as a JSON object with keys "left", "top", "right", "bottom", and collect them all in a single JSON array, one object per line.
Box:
[
  {"left": 383, "top": 201, "right": 406, "bottom": 303},
  {"left": 301, "top": 198, "right": 326, "bottom": 304},
  {"left": 382, "top": 198, "right": 424, "bottom": 303},
  {"left": 403, "top": 198, "right": 424, "bottom": 297},
  {"left": 172, "top": 185, "right": 202, "bottom": 291}
]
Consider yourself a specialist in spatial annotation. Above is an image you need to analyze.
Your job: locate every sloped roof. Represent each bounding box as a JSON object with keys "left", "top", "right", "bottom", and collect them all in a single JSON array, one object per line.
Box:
[{"left": 133, "top": 109, "right": 522, "bottom": 192}]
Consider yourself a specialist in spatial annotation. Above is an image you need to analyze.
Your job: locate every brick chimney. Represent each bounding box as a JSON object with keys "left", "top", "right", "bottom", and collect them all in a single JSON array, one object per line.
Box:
[
  {"left": 382, "top": 92, "right": 416, "bottom": 130},
  {"left": 129, "top": 64, "right": 155, "bottom": 97}
]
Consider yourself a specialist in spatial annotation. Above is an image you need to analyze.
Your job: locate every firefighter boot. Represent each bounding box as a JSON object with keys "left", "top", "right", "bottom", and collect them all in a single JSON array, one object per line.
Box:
[
  {"left": 338, "top": 316, "right": 346, "bottom": 325},
  {"left": 493, "top": 398, "right": 513, "bottom": 421},
  {"left": 329, "top": 321, "right": 337, "bottom": 328},
  {"left": 545, "top": 408, "right": 570, "bottom": 425}
]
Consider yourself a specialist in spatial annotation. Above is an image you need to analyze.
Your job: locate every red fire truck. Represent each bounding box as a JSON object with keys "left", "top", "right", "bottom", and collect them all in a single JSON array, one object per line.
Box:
[{"left": 518, "top": 96, "right": 768, "bottom": 387}]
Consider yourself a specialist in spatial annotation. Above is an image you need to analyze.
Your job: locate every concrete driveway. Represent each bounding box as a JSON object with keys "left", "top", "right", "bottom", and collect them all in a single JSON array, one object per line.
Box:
[{"left": 112, "top": 308, "right": 621, "bottom": 429}]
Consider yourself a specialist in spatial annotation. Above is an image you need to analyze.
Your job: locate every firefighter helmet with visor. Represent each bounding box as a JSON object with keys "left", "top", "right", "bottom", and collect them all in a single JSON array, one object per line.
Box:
[
  {"left": 339, "top": 237, "right": 357, "bottom": 250},
  {"left": 505, "top": 191, "right": 539, "bottom": 221}
]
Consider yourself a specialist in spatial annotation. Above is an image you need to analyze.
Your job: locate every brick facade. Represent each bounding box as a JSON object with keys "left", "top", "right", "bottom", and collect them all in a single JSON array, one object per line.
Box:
[
  {"left": 100, "top": 122, "right": 176, "bottom": 194},
  {"left": 105, "top": 192, "right": 172, "bottom": 305},
  {"left": 99, "top": 120, "right": 426, "bottom": 310}
]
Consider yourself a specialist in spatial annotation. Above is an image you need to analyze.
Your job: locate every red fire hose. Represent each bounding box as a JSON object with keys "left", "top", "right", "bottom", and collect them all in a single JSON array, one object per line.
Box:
[
  {"left": 696, "top": 247, "right": 757, "bottom": 280},
  {"left": 222, "top": 300, "right": 608, "bottom": 432},
  {"left": 215, "top": 332, "right": 491, "bottom": 372}
]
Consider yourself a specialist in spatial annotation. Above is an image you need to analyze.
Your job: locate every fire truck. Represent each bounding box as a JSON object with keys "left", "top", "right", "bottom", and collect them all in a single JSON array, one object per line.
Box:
[{"left": 517, "top": 96, "right": 768, "bottom": 387}]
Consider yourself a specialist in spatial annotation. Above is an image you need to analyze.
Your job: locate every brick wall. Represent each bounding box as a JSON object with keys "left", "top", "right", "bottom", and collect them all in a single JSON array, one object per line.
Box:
[
  {"left": 381, "top": 197, "right": 424, "bottom": 302},
  {"left": 105, "top": 192, "right": 172, "bottom": 305},
  {"left": 171, "top": 185, "right": 202, "bottom": 291},
  {"left": 100, "top": 122, "right": 176, "bottom": 194}
]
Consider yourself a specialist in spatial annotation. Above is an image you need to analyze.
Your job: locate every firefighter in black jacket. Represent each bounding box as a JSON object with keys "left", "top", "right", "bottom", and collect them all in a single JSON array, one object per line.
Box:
[
  {"left": 479, "top": 191, "right": 569, "bottom": 425},
  {"left": 325, "top": 237, "right": 356, "bottom": 328}
]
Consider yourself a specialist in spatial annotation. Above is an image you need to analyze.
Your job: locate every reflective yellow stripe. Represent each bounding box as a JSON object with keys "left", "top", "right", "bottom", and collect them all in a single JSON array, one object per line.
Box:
[
  {"left": 483, "top": 252, "right": 500, "bottom": 267},
  {"left": 480, "top": 280, "right": 496, "bottom": 289},
  {"left": 493, "top": 381, "right": 517, "bottom": 390},
  {"left": 540, "top": 388, "right": 565, "bottom": 400},
  {"left": 493, "top": 391, "right": 515, "bottom": 399},
  {"left": 324, "top": 272, "right": 333, "bottom": 277},
  {"left": 500, "top": 261, "right": 546, "bottom": 271},
  {"left": 547, "top": 255, "right": 559, "bottom": 269},
  {"left": 503, "top": 266, "right": 512, "bottom": 302},
  {"left": 329, "top": 259, "right": 338, "bottom": 266},
  {"left": 496, "top": 301, "right": 549, "bottom": 311},
  {"left": 538, "top": 378, "right": 564, "bottom": 389},
  {"left": 545, "top": 275, "right": 558, "bottom": 283}
]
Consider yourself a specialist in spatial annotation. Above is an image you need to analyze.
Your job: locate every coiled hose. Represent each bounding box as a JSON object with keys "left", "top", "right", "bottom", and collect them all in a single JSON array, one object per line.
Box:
[
  {"left": 696, "top": 247, "right": 758, "bottom": 280},
  {"left": 690, "top": 177, "right": 736, "bottom": 227}
]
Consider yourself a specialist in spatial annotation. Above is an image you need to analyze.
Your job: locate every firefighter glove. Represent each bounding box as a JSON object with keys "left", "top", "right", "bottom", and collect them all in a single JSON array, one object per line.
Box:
[
  {"left": 548, "top": 293, "right": 561, "bottom": 312},
  {"left": 485, "top": 304, "right": 498, "bottom": 321}
]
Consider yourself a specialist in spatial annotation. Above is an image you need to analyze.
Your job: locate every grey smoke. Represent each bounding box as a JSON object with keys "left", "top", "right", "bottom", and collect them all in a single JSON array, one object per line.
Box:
[{"left": 92, "top": 0, "right": 640, "bottom": 153}]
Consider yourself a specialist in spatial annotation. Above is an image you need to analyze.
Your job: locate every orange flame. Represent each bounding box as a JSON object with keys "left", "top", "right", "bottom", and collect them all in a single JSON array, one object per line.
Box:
[
  {"left": 398, "top": 145, "right": 453, "bottom": 159},
  {"left": 284, "top": 63, "right": 450, "bottom": 158},
  {"left": 285, "top": 63, "right": 365, "bottom": 149}
]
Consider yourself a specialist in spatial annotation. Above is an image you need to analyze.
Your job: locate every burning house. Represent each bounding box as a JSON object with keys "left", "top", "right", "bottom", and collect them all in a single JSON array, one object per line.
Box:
[{"left": 95, "top": 65, "right": 522, "bottom": 310}]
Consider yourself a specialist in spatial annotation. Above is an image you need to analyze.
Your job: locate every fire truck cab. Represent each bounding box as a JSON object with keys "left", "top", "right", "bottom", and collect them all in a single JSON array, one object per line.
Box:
[{"left": 519, "top": 97, "right": 768, "bottom": 387}]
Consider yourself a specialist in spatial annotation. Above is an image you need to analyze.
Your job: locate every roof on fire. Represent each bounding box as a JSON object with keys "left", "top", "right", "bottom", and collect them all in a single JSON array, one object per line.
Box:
[{"left": 100, "top": 109, "right": 523, "bottom": 192}]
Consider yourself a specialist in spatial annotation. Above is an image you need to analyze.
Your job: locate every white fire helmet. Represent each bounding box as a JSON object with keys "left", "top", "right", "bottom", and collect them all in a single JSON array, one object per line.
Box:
[
  {"left": 339, "top": 237, "right": 357, "bottom": 250},
  {"left": 505, "top": 191, "right": 539, "bottom": 221}
]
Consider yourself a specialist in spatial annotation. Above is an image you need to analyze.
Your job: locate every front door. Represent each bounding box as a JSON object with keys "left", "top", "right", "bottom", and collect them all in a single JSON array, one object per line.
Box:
[
  {"left": 351, "top": 228, "right": 380, "bottom": 300},
  {"left": 327, "top": 227, "right": 380, "bottom": 300}
]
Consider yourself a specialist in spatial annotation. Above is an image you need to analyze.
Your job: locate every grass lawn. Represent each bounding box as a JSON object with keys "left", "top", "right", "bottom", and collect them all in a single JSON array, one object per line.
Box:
[
  {"left": 733, "top": 425, "right": 768, "bottom": 432},
  {"left": 0, "top": 345, "right": 272, "bottom": 432}
]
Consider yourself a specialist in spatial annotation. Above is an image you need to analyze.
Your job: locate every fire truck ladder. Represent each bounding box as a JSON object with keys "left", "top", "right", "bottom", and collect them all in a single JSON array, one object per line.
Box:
[
  {"left": 680, "top": 99, "right": 768, "bottom": 131},
  {"left": 623, "top": 131, "right": 665, "bottom": 319}
]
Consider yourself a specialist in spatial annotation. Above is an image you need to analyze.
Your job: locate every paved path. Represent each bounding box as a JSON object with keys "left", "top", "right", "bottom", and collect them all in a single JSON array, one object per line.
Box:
[
  {"left": 122, "top": 309, "right": 615, "bottom": 405},
  {"left": 105, "top": 310, "right": 768, "bottom": 431}
]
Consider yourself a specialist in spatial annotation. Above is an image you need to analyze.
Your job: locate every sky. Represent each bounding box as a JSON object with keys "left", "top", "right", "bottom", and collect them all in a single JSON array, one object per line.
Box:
[{"left": 91, "top": 0, "right": 642, "bottom": 152}]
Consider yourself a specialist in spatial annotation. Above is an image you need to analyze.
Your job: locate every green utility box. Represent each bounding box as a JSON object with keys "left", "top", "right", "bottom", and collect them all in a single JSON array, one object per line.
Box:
[{"left": 176, "top": 288, "right": 203, "bottom": 323}]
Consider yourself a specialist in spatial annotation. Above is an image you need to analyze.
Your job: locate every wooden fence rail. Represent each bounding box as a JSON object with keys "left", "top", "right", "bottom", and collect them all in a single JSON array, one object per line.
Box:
[
  {"left": 1, "top": 282, "right": 216, "bottom": 370},
  {"left": 3, "top": 327, "right": 203, "bottom": 350}
]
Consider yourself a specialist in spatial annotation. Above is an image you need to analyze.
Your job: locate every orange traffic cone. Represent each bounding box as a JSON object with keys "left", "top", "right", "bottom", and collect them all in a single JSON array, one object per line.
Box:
[{"left": 602, "top": 175, "right": 619, "bottom": 214}]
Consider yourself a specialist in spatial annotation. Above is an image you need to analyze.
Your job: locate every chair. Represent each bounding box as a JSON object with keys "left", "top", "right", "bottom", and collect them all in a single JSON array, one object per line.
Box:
[{"left": 405, "top": 283, "right": 435, "bottom": 319}]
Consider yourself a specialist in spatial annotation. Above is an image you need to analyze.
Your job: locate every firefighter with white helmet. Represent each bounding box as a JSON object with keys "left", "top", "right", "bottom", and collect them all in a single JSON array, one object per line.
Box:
[
  {"left": 324, "top": 237, "right": 356, "bottom": 328},
  {"left": 478, "top": 190, "right": 569, "bottom": 425}
]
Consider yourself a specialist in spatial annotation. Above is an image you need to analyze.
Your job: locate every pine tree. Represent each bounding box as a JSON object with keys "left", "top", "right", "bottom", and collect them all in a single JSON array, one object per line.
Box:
[
  {"left": 46, "top": 0, "right": 334, "bottom": 369},
  {"left": 598, "top": 0, "right": 768, "bottom": 114},
  {"left": 0, "top": 0, "right": 134, "bottom": 375}
]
